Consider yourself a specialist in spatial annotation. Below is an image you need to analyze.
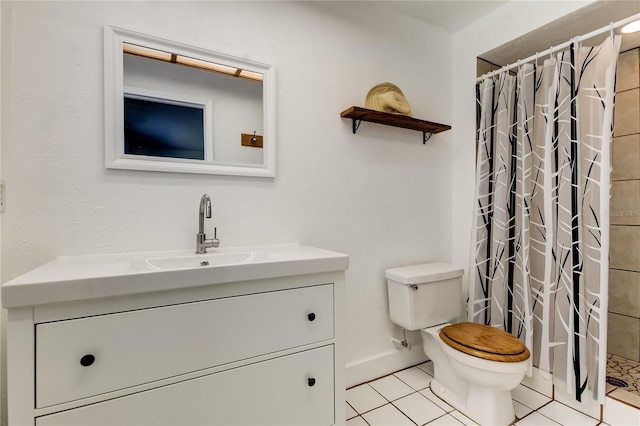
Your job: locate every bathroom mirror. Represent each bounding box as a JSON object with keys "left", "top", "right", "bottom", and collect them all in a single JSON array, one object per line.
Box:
[{"left": 104, "top": 26, "right": 276, "bottom": 177}]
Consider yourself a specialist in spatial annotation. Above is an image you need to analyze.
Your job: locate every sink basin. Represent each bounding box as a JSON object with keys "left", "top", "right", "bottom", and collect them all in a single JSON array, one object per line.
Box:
[
  {"left": 145, "top": 251, "right": 279, "bottom": 270},
  {"left": 1, "top": 243, "right": 349, "bottom": 308}
]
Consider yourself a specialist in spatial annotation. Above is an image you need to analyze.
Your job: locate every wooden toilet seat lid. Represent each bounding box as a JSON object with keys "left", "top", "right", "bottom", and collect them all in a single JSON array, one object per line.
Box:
[{"left": 439, "top": 322, "right": 530, "bottom": 363}]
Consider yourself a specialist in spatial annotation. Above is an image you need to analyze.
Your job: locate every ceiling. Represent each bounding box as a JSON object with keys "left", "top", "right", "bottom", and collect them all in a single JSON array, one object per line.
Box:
[
  {"left": 479, "top": 0, "right": 640, "bottom": 66},
  {"left": 389, "top": 0, "right": 507, "bottom": 33},
  {"left": 387, "top": 0, "right": 640, "bottom": 66}
]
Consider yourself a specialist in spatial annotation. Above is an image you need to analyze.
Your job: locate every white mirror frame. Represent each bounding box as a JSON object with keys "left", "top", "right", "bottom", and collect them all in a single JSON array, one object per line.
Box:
[{"left": 104, "top": 26, "right": 276, "bottom": 177}]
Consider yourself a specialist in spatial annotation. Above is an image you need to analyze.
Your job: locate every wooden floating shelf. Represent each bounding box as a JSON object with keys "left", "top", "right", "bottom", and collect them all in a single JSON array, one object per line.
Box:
[{"left": 340, "top": 106, "right": 451, "bottom": 144}]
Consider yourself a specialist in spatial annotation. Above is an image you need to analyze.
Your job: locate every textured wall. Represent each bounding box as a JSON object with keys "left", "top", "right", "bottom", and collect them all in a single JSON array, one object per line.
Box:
[
  {"left": 0, "top": 0, "right": 453, "bottom": 400},
  {"left": 609, "top": 47, "right": 640, "bottom": 362}
]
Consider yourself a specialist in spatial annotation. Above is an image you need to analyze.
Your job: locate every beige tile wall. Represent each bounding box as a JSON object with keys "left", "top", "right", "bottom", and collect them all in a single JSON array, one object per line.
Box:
[
  {"left": 476, "top": 58, "right": 501, "bottom": 78},
  {"left": 609, "top": 48, "right": 640, "bottom": 362}
]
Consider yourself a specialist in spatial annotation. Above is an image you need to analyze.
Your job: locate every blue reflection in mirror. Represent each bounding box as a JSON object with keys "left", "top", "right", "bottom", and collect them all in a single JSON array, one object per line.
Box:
[{"left": 124, "top": 94, "right": 205, "bottom": 160}]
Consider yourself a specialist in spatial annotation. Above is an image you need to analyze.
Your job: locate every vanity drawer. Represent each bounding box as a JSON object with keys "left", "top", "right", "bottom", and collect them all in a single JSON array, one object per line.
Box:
[
  {"left": 36, "top": 284, "right": 333, "bottom": 408},
  {"left": 37, "top": 345, "right": 335, "bottom": 426}
]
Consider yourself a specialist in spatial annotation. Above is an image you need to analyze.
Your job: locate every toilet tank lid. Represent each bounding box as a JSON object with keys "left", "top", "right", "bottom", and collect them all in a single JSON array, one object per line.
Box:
[{"left": 385, "top": 262, "right": 463, "bottom": 284}]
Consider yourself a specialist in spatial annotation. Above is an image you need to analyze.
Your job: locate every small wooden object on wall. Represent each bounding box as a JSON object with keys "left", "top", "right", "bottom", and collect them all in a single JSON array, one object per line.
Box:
[
  {"left": 340, "top": 106, "right": 451, "bottom": 144},
  {"left": 241, "top": 132, "right": 263, "bottom": 148}
]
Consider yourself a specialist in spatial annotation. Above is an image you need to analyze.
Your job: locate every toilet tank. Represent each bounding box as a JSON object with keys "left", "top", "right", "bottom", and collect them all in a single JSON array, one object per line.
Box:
[{"left": 386, "top": 263, "right": 463, "bottom": 330}]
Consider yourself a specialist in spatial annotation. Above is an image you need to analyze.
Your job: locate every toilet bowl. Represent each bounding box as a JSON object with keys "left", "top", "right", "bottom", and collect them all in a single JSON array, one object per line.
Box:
[
  {"left": 421, "top": 324, "right": 530, "bottom": 426},
  {"left": 386, "top": 263, "right": 531, "bottom": 426}
]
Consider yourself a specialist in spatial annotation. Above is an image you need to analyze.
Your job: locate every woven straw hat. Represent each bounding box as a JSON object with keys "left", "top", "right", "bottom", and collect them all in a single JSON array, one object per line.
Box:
[{"left": 365, "top": 83, "right": 412, "bottom": 116}]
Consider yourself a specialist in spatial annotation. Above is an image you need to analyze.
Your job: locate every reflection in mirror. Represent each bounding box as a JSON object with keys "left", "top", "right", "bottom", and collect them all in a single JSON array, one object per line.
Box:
[
  {"left": 123, "top": 88, "right": 210, "bottom": 160},
  {"left": 105, "top": 26, "right": 276, "bottom": 177}
]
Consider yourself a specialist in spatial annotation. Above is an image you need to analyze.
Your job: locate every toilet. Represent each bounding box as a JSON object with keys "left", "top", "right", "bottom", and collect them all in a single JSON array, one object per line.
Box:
[{"left": 386, "top": 263, "right": 530, "bottom": 426}]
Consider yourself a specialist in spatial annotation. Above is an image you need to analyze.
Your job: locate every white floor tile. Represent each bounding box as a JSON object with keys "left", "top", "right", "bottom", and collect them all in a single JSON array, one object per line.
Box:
[
  {"left": 347, "top": 364, "right": 640, "bottom": 426},
  {"left": 449, "top": 410, "right": 480, "bottom": 425},
  {"left": 393, "top": 392, "right": 446, "bottom": 425},
  {"left": 346, "top": 402, "right": 358, "bottom": 420},
  {"left": 369, "top": 375, "right": 415, "bottom": 401},
  {"left": 420, "top": 387, "right": 454, "bottom": 412},
  {"left": 417, "top": 361, "right": 435, "bottom": 376},
  {"left": 362, "top": 403, "right": 414, "bottom": 426},
  {"left": 346, "top": 415, "right": 369, "bottom": 425},
  {"left": 514, "top": 411, "right": 560, "bottom": 425},
  {"left": 520, "top": 369, "right": 554, "bottom": 398},
  {"left": 395, "top": 366, "right": 433, "bottom": 390},
  {"left": 512, "top": 384, "right": 552, "bottom": 410},
  {"left": 346, "top": 383, "right": 388, "bottom": 414},
  {"left": 426, "top": 414, "right": 464, "bottom": 425},
  {"left": 537, "top": 401, "right": 600, "bottom": 426},
  {"left": 513, "top": 400, "right": 534, "bottom": 419}
]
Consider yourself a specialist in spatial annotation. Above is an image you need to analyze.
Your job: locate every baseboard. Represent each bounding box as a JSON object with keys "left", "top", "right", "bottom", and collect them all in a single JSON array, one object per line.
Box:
[{"left": 346, "top": 347, "right": 428, "bottom": 388}]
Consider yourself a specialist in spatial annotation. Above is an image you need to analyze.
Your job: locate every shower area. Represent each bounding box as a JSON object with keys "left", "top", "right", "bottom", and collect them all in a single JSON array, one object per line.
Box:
[
  {"left": 474, "top": 6, "right": 640, "bottom": 413},
  {"left": 607, "top": 46, "right": 640, "bottom": 406}
]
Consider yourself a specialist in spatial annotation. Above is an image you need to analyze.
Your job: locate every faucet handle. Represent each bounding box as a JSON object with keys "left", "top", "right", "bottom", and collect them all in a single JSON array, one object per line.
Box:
[{"left": 212, "top": 227, "right": 220, "bottom": 248}]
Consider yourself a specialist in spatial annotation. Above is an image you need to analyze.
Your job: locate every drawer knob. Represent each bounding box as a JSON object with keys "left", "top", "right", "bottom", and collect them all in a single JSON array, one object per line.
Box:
[
  {"left": 80, "top": 354, "right": 95, "bottom": 367},
  {"left": 308, "top": 377, "right": 316, "bottom": 387},
  {"left": 307, "top": 313, "right": 316, "bottom": 322}
]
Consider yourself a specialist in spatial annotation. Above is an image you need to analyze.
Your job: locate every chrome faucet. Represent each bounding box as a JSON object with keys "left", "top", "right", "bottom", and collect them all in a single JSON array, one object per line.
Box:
[{"left": 196, "top": 194, "right": 220, "bottom": 254}]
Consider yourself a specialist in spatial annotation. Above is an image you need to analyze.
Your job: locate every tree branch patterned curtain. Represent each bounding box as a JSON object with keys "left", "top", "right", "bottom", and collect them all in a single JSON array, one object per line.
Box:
[{"left": 470, "top": 36, "right": 620, "bottom": 407}]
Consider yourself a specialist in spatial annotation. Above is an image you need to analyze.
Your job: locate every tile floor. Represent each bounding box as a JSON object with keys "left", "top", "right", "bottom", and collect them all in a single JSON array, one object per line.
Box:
[
  {"left": 606, "top": 353, "right": 640, "bottom": 408},
  {"left": 346, "top": 361, "right": 640, "bottom": 425}
]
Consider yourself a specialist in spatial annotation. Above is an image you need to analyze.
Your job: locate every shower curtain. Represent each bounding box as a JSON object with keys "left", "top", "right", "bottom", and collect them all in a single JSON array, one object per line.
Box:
[{"left": 469, "top": 36, "right": 620, "bottom": 407}]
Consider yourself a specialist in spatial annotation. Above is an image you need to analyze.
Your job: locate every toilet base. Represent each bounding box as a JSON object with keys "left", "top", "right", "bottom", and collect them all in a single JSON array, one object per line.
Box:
[
  {"left": 431, "top": 380, "right": 516, "bottom": 426},
  {"left": 466, "top": 383, "right": 516, "bottom": 425},
  {"left": 430, "top": 378, "right": 465, "bottom": 413}
]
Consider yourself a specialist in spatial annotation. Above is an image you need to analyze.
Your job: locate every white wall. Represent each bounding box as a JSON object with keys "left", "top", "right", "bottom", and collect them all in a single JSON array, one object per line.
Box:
[{"left": 0, "top": 0, "right": 454, "bottom": 400}]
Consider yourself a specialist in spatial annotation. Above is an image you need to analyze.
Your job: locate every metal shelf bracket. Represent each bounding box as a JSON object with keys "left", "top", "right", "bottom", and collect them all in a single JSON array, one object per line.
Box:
[
  {"left": 423, "top": 131, "right": 434, "bottom": 145},
  {"left": 351, "top": 117, "right": 364, "bottom": 134}
]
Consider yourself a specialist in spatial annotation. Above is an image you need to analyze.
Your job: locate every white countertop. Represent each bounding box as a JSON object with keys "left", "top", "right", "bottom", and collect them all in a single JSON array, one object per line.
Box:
[{"left": 2, "top": 244, "right": 349, "bottom": 308}]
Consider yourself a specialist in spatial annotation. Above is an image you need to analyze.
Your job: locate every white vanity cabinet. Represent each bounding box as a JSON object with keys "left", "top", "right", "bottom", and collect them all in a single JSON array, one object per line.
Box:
[
  {"left": 3, "top": 244, "right": 348, "bottom": 426},
  {"left": 37, "top": 345, "right": 335, "bottom": 426}
]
